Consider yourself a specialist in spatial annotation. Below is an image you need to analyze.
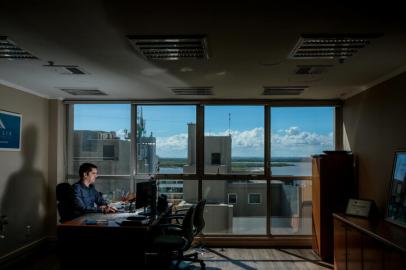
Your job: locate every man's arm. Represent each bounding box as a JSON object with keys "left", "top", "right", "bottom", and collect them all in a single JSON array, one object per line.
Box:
[
  {"left": 94, "top": 190, "right": 117, "bottom": 213},
  {"left": 95, "top": 191, "right": 108, "bottom": 207}
]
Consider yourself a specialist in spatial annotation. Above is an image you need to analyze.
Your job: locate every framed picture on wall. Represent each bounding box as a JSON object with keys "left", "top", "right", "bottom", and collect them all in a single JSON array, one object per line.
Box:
[
  {"left": 385, "top": 151, "right": 406, "bottom": 228},
  {"left": 0, "top": 109, "right": 22, "bottom": 151}
]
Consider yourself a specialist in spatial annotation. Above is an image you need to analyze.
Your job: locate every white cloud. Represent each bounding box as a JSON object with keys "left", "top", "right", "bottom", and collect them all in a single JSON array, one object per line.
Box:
[
  {"left": 153, "top": 126, "right": 333, "bottom": 157},
  {"left": 272, "top": 127, "right": 333, "bottom": 146}
]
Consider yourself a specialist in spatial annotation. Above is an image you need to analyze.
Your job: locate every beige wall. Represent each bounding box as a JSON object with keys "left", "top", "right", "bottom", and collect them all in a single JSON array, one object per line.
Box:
[
  {"left": 343, "top": 72, "right": 406, "bottom": 214},
  {"left": 0, "top": 85, "right": 52, "bottom": 258}
]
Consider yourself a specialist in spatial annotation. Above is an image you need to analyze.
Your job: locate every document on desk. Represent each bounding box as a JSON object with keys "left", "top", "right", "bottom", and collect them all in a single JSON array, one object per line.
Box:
[{"left": 84, "top": 219, "right": 108, "bottom": 225}]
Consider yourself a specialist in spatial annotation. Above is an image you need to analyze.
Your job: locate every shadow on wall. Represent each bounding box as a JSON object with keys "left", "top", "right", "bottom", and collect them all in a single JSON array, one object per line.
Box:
[{"left": 0, "top": 125, "right": 47, "bottom": 254}]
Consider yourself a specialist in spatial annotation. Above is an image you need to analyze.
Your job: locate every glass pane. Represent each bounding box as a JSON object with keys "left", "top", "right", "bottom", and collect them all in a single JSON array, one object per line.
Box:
[
  {"left": 271, "top": 107, "right": 334, "bottom": 176},
  {"left": 200, "top": 180, "right": 267, "bottom": 235},
  {"left": 67, "top": 177, "right": 131, "bottom": 203},
  {"left": 161, "top": 179, "right": 198, "bottom": 207},
  {"left": 270, "top": 180, "right": 312, "bottom": 235},
  {"left": 137, "top": 106, "right": 196, "bottom": 174},
  {"left": 68, "top": 104, "right": 131, "bottom": 176},
  {"left": 205, "top": 106, "right": 264, "bottom": 174}
]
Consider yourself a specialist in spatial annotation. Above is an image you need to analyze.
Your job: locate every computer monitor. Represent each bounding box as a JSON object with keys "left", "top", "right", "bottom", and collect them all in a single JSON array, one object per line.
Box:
[{"left": 135, "top": 180, "right": 157, "bottom": 216}]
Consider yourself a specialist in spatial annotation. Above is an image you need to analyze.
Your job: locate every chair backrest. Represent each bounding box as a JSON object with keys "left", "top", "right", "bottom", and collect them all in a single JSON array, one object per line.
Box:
[
  {"left": 181, "top": 204, "right": 196, "bottom": 242},
  {"left": 193, "top": 199, "right": 206, "bottom": 236},
  {"left": 56, "top": 183, "right": 80, "bottom": 222}
]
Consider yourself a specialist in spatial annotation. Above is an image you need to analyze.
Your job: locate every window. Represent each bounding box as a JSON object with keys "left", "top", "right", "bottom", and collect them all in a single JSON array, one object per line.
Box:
[
  {"left": 103, "top": 145, "right": 115, "bottom": 160},
  {"left": 211, "top": 153, "right": 221, "bottom": 165},
  {"left": 248, "top": 193, "right": 261, "bottom": 204},
  {"left": 136, "top": 106, "right": 196, "bottom": 174},
  {"left": 270, "top": 107, "right": 334, "bottom": 176},
  {"left": 66, "top": 103, "right": 337, "bottom": 239},
  {"left": 68, "top": 104, "right": 131, "bottom": 176},
  {"left": 205, "top": 106, "right": 264, "bottom": 174},
  {"left": 228, "top": 193, "right": 237, "bottom": 204}
]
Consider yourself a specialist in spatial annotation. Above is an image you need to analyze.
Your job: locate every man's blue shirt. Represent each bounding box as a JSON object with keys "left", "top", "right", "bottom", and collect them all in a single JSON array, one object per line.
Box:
[{"left": 72, "top": 180, "right": 107, "bottom": 213}]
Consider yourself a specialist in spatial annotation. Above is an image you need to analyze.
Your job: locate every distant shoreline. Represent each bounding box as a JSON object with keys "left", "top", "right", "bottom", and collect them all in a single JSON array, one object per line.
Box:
[{"left": 158, "top": 157, "right": 311, "bottom": 168}]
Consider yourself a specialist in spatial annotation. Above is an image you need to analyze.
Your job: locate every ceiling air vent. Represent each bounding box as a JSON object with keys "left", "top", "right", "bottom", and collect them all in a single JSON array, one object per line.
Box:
[
  {"left": 262, "top": 86, "right": 308, "bottom": 96},
  {"left": 59, "top": 88, "right": 107, "bottom": 96},
  {"left": 289, "top": 34, "right": 382, "bottom": 60},
  {"left": 43, "top": 62, "right": 87, "bottom": 74},
  {"left": 0, "top": 36, "right": 38, "bottom": 60},
  {"left": 127, "top": 35, "right": 209, "bottom": 60},
  {"left": 170, "top": 86, "right": 213, "bottom": 96},
  {"left": 295, "top": 65, "right": 333, "bottom": 75}
]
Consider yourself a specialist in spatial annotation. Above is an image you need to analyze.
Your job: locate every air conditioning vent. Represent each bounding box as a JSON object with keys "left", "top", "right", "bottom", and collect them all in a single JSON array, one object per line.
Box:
[
  {"left": 127, "top": 35, "right": 209, "bottom": 60},
  {"left": 262, "top": 86, "right": 308, "bottom": 96},
  {"left": 0, "top": 36, "right": 38, "bottom": 60},
  {"left": 289, "top": 34, "right": 382, "bottom": 60},
  {"left": 43, "top": 62, "right": 87, "bottom": 75},
  {"left": 170, "top": 86, "right": 213, "bottom": 96},
  {"left": 64, "top": 67, "right": 86, "bottom": 75},
  {"left": 59, "top": 88, "right": 107, "bottom": 96},
  {"left": 295, "top": 65, "right": 332, "bottom": 75}
]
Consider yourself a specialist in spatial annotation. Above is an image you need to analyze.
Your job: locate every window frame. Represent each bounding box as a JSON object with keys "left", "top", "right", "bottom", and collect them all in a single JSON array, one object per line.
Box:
[
  {"left": 228, "top": 193, "right": 238, "bottom": 204},
  {"left": 248, "top": 193, "right": 262, "bottom": 204}
]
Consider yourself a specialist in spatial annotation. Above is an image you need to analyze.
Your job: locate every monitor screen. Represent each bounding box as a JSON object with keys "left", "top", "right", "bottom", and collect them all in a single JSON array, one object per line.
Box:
[{"left": 135, "top": 180, "right": 157, "bottom": 211}]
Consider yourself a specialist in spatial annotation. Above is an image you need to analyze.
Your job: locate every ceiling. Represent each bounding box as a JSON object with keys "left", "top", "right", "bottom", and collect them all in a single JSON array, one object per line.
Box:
[{"left": 1, "top": 1, "right": 406, "bottom": 101}]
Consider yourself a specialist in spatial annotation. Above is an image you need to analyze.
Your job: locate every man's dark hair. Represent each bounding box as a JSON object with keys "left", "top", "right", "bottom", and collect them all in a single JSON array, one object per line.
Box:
[{"left": 79, "top": 163, "right": 97, "bottom": 180}]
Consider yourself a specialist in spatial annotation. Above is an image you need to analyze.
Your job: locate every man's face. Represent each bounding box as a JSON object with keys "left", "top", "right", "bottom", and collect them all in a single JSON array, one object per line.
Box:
[{"left": 85, "top": 168, "right": 98, "bottom": 184}]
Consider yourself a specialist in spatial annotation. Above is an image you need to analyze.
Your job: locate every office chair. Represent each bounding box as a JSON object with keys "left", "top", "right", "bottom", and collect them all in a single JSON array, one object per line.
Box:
[
  {"left": 151, "top": 204, "right": 206, "bottom": 269},
  {"left": 56, "top": 183, "right": 81, "bottom": 223}
]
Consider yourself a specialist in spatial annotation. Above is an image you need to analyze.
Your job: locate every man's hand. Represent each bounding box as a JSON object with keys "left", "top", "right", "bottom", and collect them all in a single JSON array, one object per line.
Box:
[{"left": 100, "top": 205, "right": 117, "bottom": 214}]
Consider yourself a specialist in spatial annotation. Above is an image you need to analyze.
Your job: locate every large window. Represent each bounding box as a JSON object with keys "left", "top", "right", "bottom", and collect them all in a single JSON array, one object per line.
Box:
[
  {"left": 205, "top": 106, "right": 264, "bottom": 175},
  {"left": 66, "top": 103, "right": 337, "bottom": 239}
]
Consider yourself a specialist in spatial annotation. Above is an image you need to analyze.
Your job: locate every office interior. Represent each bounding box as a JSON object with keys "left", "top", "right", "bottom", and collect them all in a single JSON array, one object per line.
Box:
[{"left": 1, "top": 1, "right": 406, "bottom": 269}]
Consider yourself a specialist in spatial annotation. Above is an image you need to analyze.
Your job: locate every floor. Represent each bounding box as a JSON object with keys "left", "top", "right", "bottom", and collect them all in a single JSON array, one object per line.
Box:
[{"left": 4, "top": 246, "right": 332, "bottom": 270}]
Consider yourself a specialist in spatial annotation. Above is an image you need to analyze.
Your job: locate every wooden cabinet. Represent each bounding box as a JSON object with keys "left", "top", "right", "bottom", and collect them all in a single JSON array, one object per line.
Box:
[
  {"left": 333, "top": 213, "right": 406, "bottom": 270},
  {"left": 312, "top": 152, "right": 356, "bottom": 263}
]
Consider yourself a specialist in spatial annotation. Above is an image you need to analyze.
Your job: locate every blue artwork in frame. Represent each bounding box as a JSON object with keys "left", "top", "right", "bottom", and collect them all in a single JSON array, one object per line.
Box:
[{"left": 0, "top": 110, "right": 22, "bottom": 151}]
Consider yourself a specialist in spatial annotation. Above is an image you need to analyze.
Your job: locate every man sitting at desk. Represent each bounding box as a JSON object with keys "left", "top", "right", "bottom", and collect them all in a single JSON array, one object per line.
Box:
[{"left": 73, "top": 163, "right": 116, "bottom": 214}]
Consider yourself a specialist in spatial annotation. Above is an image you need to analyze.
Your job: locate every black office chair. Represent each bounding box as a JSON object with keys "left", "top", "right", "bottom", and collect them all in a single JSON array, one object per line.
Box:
[
  {"left": 56, "top": 183, "right": 81, "bottom": 223},
  {"left": 163, "top": 199, "right": 206, "bottom": 236},
  {"left": 150, "top": 204, "right": 206, "bottom": 269}
]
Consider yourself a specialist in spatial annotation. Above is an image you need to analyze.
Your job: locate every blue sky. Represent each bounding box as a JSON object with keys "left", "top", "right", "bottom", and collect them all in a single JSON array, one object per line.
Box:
[{"left": 74, "top": 104, "right": 334, "bottom": 157}]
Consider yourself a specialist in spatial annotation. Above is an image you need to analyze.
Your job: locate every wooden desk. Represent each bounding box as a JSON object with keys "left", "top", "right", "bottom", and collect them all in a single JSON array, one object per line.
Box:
[
  {"left": 58, "top": 208, "right": 171, "bottom": 270},
  {"left": 333, "top": 213, "right": 406, "bottom": 270}
]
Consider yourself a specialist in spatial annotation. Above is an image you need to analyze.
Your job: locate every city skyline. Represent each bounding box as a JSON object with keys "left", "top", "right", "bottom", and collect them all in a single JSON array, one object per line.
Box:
[{"left": 74, "top": 104, "right": 334, "bottom": 157}]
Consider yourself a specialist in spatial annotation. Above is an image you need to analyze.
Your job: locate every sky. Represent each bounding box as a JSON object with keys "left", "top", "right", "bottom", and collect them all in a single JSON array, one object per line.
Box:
[{"left": 74, "top": 104, "right": 334, "bottom": 158}]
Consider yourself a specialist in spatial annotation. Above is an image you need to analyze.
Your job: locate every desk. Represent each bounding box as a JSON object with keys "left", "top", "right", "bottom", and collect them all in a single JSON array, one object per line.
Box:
[{"left": 57, "top": 207, "right": 172, "bottom": 270}]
